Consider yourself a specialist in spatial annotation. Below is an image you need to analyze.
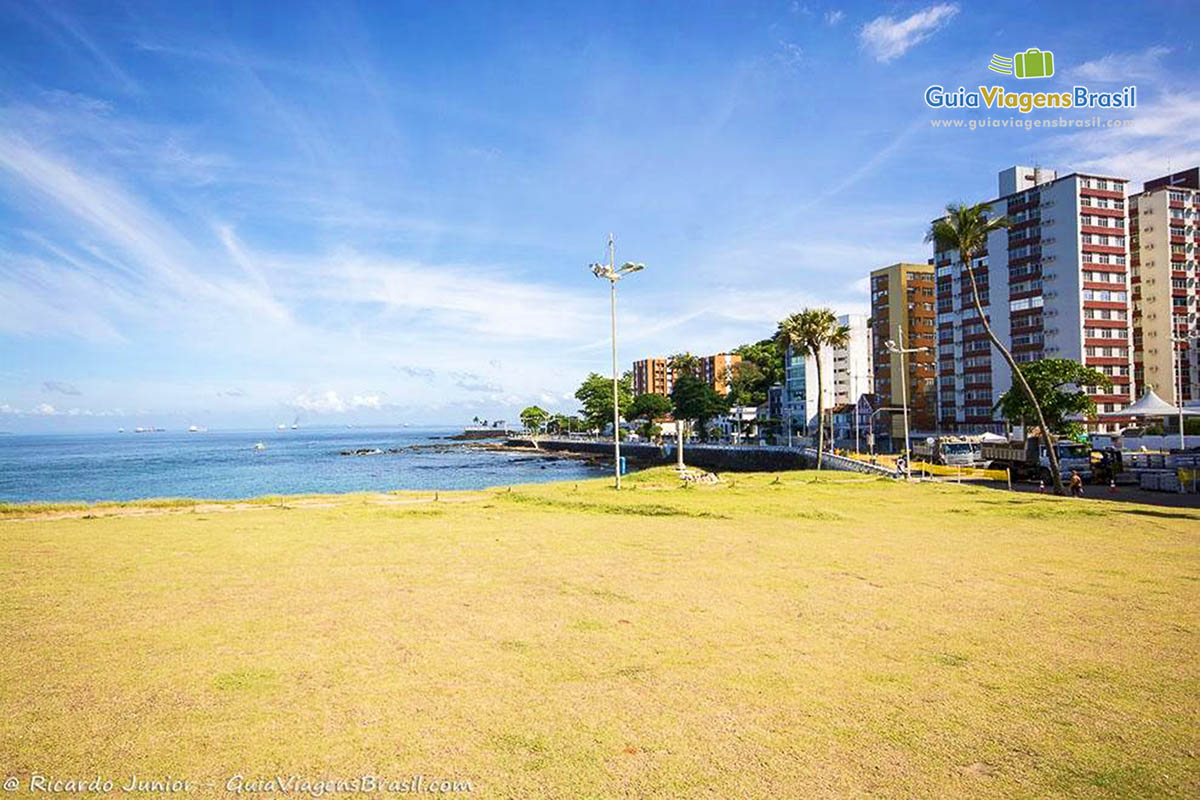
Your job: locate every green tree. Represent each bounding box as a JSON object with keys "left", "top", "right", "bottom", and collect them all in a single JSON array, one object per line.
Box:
[
  {"left": 730, "top": 338, "right": 785, "bottom": 406},
  {"left": 574, "top": 372, "right": 633, "bottom": 433},
  {"left": 728, "top": 360, "right": 765, "bottom": 407},
  {"left": 626, "top": 392, "right": 673, "bottom": 440},
  {"left": 928, "top": 203, "right": 1068, "bottom": 495},
  {"left": 519, "top": 406, "right": 549, "bottom": 439},
  {"left": 775, "top": 309, "right": 849, "bottom": 469},
  {"left": 994, "top": 359, "right": 1111, "bottom": 439},
  {"left": 671, "top": 373, "right": 728, "bottom": 442}
]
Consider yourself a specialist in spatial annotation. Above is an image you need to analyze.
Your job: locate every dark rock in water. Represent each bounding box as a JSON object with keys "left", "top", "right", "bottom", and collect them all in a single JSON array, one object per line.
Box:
[
  {"left": 340, "top": 448, "right": 383, "bottom": 456},
  {"left": 446, "top": 429, "right": 509, "bottom": 440}
]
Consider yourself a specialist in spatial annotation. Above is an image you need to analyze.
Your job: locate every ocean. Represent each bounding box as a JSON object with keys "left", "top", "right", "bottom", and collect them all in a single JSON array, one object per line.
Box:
[{"left": 0, "top": 427, "right": 606, "bottom": 503}]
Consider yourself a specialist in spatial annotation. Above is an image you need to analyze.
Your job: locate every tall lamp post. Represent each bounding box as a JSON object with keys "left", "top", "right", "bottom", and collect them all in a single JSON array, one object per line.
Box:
[
  {"left": 590, "top": 234, "right": 644, "bottom": 490},
  {"left": 1171, "top": 332, "right": 1197, "bottom": 451},
  {"left": 885, "top": 325, "right": 930, "bottom": 482}
]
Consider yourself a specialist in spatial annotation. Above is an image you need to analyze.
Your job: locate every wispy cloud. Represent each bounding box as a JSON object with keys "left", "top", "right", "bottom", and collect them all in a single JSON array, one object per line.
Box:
[
  {"left": 1071, "top": 46, "right": 1170, "bottom": 83},
  {"left": 825, "top": 9, "right": 845, "bottom": 26},
  {"left": 43, "top": 380, "right": 81, "bottom": 396},
  {"left": 13, "top": 3, "right": 140, "bottom": 94},
  {"left": 775, "top": 40, "right": 805, "bottom": 69},
  {"left": 394, "top": 365, "right": 436, "bottom": 380},
  {"left": 450, "top": 372, "right": 503, "bottom": 393},
  {"left": 1049, "top": 91, "right": 1200, "bottom": 186},
  {"left": 0, "top": 402, "right": 115, "bottom": 417},
  {"left": 859, "top": 3, "right": 959, "bottom": 63}
]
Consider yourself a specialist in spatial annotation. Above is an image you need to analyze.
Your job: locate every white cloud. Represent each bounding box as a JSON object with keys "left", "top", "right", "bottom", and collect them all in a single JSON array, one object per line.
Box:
[
  {"left": 1072, "top": 46, "right": 1170, "bottom": 83},
  {"left": 350, "top": 394, "right": 382, "bottom": 410},
  {"left": 825, "top": 9, "right": 845, "bottom": 26},
  {"left": 31, "top": 403, "right": 57, "bottom": 416},
  {"left": 290, "top": 390, "right": 386, "bottom": 413},
  {"left": 1049, "top": 91, "right": 1200, "bottom": 187},
  {"left": 859, "top": 3, "right": 959, "bottom": 63},
  {"left": 315, "top": 254, "right": 603, "bottom": 342}
]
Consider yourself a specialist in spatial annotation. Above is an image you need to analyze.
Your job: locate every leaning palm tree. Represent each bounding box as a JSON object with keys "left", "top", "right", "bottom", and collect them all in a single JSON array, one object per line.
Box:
[
  {"left": 775, "top": 309, "right": 849, "bottom": 469},
  {"left": 927, "top": 202, "right": 1064, "bottom": 495}
]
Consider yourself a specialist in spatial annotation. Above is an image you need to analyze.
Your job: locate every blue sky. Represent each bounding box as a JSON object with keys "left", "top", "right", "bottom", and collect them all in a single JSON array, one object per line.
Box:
[{"left": 1, "top": 0, "right": 1197, "bottom": 431}]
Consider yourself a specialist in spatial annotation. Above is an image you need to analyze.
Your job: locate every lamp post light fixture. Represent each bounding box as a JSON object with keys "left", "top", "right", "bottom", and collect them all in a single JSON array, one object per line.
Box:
[
  {"left": 885, "top": 326, "right": 930, "bottom": 482},
  {"left": 590, "top": 234, "right": 644, "bottom": 490}
]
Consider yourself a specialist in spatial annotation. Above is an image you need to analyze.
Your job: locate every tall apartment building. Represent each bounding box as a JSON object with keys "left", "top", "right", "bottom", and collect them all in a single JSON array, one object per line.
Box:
[
  {"left": 699, "top": 353, "right": 741, "bottom": 396},
  {"left": 783, "top": 313, "right": 873, "bottom": 434},
  {"left": 632, "top": 357, "right": 673, "bottom": 397},
  {"left": 932, "top": 166, "right": 1134, "bottom": 433},
  {"left": 632, "top": 353, "right": 742, "bottom": 397},
  {"left": 869, "top": 263, "right": 937, "bottom": 443},
  {"left": 1130, "top": 167, "right": 1200, "bottom": 405}
]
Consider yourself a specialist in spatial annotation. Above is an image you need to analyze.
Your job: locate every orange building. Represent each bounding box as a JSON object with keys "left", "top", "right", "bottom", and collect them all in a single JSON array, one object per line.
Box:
[{"left": 633, "top": 353, "right": 741, "bottom": 397}]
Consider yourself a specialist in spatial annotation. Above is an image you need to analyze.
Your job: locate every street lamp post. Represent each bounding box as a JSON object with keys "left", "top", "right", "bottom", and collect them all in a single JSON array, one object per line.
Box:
[
  {"left": 1171, "top": 332, "right": 1197, "bottom": 451},
  {"left": 590, "top": 235, "right": 644, "bottom": 490},
  {"left": 885, "top": 325, "right": 930, "bottom": 482}
]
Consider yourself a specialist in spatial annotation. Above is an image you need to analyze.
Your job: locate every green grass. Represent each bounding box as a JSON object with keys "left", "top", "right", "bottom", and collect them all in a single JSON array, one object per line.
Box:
[{"left": 1, "top": 468, "right": 1197, "bottom": 798}]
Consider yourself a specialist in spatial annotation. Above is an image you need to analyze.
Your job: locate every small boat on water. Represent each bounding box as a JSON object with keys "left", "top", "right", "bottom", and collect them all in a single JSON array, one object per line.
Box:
[
  {"left": 276, "top": 424, "right": 286, "bottom": 431},
  {"left": 253, "top": 442, "right": 267, "bottom": 451}
]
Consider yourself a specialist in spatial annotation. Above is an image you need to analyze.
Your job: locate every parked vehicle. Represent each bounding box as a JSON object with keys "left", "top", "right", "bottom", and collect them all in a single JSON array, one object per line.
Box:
[
  {"left": 981, "top": 435, "right": 1092, "bottom": 482},
  {"left": 912, "top": 435, "right": 981, "bottom": 466}
]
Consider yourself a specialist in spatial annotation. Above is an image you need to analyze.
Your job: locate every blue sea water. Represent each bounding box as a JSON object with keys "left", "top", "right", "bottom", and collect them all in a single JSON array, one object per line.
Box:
[{"left": 0, "top": 427, "right": 606, "bottom": 503}]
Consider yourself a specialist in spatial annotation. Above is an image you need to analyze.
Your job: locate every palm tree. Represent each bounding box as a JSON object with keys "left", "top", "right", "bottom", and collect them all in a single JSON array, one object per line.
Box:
[
  {"left": 667, "top": 352, "right": 700, "bottom": 379},
  {"left": 775, "top": 309, "right": 849, "bottom": 469},
  {"left": 927, "top": 202, "right": 1064, "bottom": 494}
]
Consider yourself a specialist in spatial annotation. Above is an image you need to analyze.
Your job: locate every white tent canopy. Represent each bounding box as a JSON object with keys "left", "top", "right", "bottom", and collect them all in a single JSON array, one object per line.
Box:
[{"left": 1098, "top": 388, "right": 1200, "bottom": 418}]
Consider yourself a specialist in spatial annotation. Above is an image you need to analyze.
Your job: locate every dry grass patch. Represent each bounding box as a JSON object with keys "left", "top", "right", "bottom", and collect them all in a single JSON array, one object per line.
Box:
[{"left": 1, "top": 467, "right": 1197, "bottom": 798}]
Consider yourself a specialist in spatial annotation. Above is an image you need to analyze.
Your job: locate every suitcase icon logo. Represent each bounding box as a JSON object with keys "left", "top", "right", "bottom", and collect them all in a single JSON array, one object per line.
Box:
[{"left": 988, "top": 48, "right": 1055, "bottom": 79}]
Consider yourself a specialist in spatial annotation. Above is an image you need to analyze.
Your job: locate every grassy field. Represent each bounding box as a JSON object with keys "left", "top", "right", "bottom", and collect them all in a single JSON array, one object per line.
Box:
[{"left": 1, "top": 469, "right": 1197, "bottom": 798}]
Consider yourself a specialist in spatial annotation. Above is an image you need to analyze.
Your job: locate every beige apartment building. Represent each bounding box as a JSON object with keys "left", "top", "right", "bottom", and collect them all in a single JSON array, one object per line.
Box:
[
  {"left": 870, "top": 262, "right": 937, "bottom": 443},
  {"left": 1130, "top": 167, "right": 1200, "bottom": 405}
]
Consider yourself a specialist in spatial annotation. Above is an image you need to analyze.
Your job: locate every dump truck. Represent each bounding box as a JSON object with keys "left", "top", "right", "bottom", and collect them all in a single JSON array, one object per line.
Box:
[
  {"left": 981, "top": 436, "right": 1092, "bottom": 482},
  {"left": 912, "top": 435, "right": 981, "bottom": 466}
]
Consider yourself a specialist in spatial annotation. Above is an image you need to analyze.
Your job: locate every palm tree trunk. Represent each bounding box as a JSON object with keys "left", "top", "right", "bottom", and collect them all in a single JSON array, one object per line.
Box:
[
  {"left": 961, "top": 251, "right": 1065, "bottom": 494},
  {"left": 815, "top": 346, "right": 825, "bottom": 469}
]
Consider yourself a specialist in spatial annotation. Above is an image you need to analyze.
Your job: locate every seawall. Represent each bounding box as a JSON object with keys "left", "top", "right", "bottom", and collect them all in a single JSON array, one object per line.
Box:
[{"left": 504, "top": 438, "right": 812, "bottom": 472}]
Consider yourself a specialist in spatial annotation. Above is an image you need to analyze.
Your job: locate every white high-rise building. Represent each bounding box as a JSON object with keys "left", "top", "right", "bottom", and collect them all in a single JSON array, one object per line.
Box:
[
  {"left": 783, "top": 313, "right": 874, "bottom": 433},
  {"left": 933, "top": 166, "right": 1135, "bottom": 433}
]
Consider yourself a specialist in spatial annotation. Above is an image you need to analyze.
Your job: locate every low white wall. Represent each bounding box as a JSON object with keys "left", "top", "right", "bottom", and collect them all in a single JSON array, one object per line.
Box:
[{"left": 1121, "top": 435, "right": 1200, "bottom": 451}]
